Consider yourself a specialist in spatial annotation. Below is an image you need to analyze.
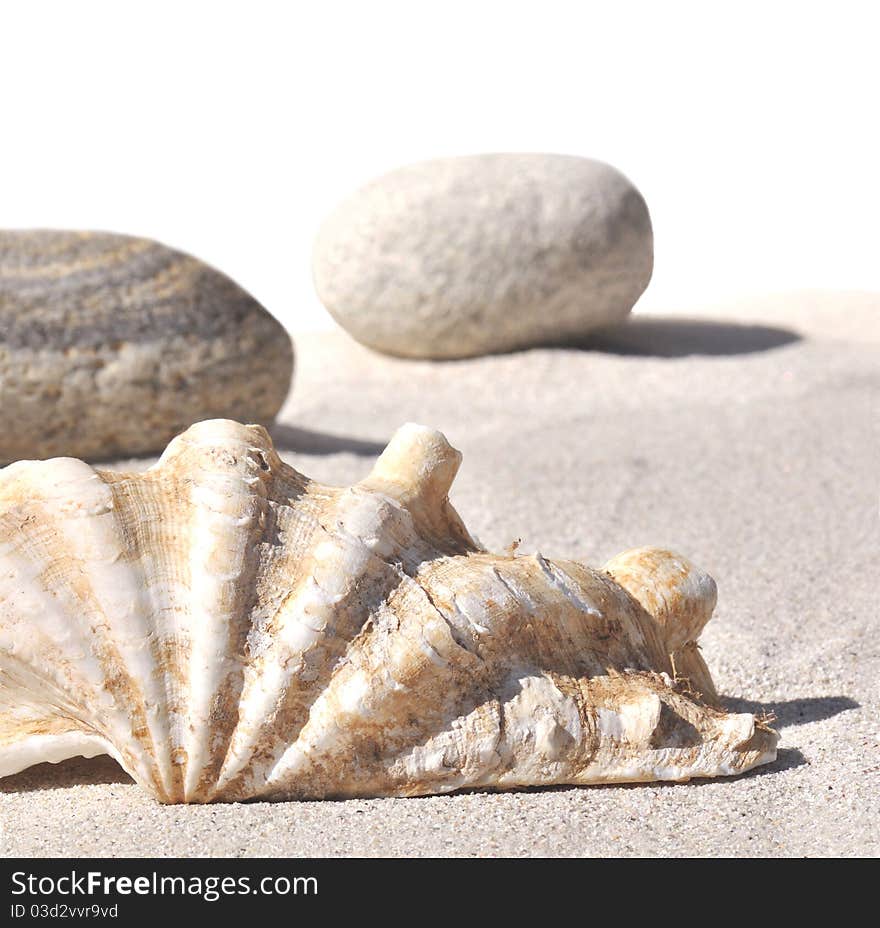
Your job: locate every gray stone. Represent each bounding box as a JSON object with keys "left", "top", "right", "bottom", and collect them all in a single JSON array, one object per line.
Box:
[
  {"left": 313, "top": 154, "right": 653, "bottom": 359},
  {"left": 0, "top": 230, "right": 293, "bottom": 462}
]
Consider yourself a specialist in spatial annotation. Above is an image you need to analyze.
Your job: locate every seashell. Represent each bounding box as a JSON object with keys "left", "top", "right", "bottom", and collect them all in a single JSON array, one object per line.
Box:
[{"left": 0, "top": 420, "right": 777, "bottom": 802}]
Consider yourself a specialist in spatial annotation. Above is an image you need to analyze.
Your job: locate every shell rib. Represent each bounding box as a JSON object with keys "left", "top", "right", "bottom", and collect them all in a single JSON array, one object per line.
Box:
[{"left": 0, "top": 420, "right": 777, "bottom": 802}]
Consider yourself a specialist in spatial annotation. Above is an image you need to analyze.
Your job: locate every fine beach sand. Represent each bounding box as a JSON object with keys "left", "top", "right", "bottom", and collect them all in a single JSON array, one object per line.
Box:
[{"left": 1, "top": 291, "right": 877, "bottom": 857}]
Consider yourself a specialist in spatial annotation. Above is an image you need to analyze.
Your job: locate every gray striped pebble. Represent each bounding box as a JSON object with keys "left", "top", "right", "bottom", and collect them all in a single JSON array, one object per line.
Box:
[{"left": 0, "top": 230, "right": 293, "bottom": 462}]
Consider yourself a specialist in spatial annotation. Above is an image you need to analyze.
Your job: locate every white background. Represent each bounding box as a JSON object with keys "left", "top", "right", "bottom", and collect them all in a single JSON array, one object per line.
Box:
[{"left": 1, "top": 1, "right": 877, "bottom": 331}]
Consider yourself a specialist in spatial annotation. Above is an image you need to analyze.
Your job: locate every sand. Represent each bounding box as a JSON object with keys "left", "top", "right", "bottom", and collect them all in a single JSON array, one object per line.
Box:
[{"left": 1, "top": 290, "right": 877, "bottom": 857}]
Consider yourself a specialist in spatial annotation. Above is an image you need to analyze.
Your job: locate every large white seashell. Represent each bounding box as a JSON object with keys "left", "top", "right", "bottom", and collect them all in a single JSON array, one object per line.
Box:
[{"left": 0, "top": 420, "right": 777, "bottom": 802}]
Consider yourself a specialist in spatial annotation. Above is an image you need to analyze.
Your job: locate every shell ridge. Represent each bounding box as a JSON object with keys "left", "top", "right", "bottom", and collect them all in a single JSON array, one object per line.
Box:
[
  {"left": 215, "top": 485, "right": 429, "bottom": 798},
  {"left": 0, "top": 462, "right": 173, "bottom": 798},
  {"left": 178, "top": 431, "right": 275, "bottom": 801},
  {"left": 261, "top": 584, "right": 492, "bottom": 798},
  {"left": 200, "top": 464, "right": 315, "bottom": 800},
  {"left": 101, "top": 471, "right": 194, "bottom": 799}
]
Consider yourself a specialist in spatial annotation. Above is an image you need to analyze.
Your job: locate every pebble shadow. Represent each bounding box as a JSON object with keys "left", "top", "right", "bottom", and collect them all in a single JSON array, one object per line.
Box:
[
  {"left": 269, "top": 424, "right": 385, "bottom": 456},
  {"left": 578, "top": 317, "right": 802, "bottom": 357}
]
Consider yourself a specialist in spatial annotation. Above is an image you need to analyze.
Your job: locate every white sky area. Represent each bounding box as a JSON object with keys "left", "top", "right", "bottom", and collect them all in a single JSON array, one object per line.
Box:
[{"left": 1, "top": 1, "right": 877, "bottom": 331}]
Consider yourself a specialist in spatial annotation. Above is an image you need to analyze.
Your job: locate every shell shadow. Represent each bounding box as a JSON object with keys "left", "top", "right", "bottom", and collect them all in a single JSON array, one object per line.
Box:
[
  {"left": 703, "top": 694, "right": 861, "bottom": 783},
  {"left": 0, "top": 755, "right": 134, "bottom": 794},
  {"left": 268, "top": 424, "right": 385, "bottom": 456},
  {"left": 579, "top": 317, "right": 802, "bottom": 357},
  {"left": 721, "top": 695, "right": 860, "bottom": 728},
  {"left": 747, "top": 747, "right": 808, "bottom": 776}
]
